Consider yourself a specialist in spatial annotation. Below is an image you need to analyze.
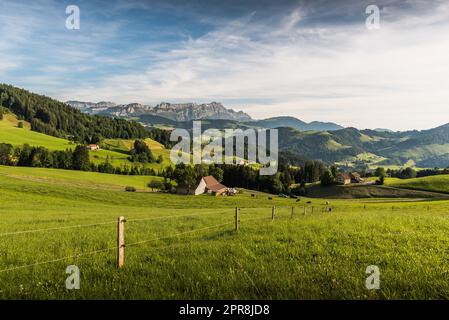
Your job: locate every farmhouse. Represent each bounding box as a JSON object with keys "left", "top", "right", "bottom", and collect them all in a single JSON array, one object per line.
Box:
[
  {"left": 176, "top": 176, "right": 228, "bottom": 196},
  {"left": 336, "top": 173, "right": 351, "bottom": 185},
  {"left": 350, "top": 172, "right": 364, "bottom": 183},
  {"left": 87, "top": 144, "right": 100, "bottom": 151},
  {"left": 194, "top": 176, "right": 227, "bottom": 196}
]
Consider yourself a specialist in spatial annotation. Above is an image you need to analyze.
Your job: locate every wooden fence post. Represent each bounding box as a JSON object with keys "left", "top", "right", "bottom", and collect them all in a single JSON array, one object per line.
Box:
[
  {"left": 235, "top": 207, "right": 239, "bottom": 231},
  {"left": 272, "top": 206, "right": 276, "bottom": 220},
  {"left": 304, "top": 206, "right": 307, "bottom": 216},
  {"left": 117, "top": 216, "right": 126, "bottom": 268},
  {"left": 291, "top": 206, "right": 294, "bottom": 219}
]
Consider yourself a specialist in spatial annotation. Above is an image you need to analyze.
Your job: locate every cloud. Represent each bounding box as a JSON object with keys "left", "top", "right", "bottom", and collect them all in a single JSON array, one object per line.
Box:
[{"left": 2, "top": 0, "right": 449, "bottom": 130}]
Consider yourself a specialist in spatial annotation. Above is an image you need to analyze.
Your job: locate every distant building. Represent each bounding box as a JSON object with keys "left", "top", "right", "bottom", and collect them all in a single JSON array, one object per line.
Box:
[
  {"left": 194, "top": 176, "right": 227, "bottom": 196},
  {"left": 336, "top": 173, "right": 351, "bottom": 185},
  {"left": 176, "top": 176, "right": 231, "bottom": 196},
  {"left": 350, "top": 172, "right": 364, "bottom": 183},
  {"left": 87, "top": 144, "right": 100, "bottom": 151}
]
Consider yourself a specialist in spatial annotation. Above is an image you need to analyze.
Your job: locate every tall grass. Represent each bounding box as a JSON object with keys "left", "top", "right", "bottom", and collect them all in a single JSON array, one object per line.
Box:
[{"left": 1, "top": 167, "right": 449, "bottom": 299}]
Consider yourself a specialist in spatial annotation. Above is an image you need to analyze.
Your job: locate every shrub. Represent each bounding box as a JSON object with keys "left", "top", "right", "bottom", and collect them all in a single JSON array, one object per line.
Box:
[
  {"left": 125, "top": 186, "right": 136, "bottom": 192},
  {"left": 147, "top": 179, "right": 163, "bottom": 191}
]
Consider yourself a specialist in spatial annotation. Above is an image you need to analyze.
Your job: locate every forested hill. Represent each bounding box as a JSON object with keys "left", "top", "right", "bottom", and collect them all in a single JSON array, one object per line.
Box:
[
  {"left": 0, "top": 84, "right": 149, "bottom": 144},
  {"left": 3, "top": 84, "right": 449, "bottom": 168}
]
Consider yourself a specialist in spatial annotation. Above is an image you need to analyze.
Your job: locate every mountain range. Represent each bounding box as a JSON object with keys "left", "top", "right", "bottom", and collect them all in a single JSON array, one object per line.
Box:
[
  {"left": 64, "top": 100, "right": 449, "bottom": 169},
  {"left": 66, "top": 101, "right": 344, "bottom": 132},
  {"left": 66, "top": 101, "right": 252, "bottom": 122},
  {"left": 2, "top": 84, "right": 449, "bottom": 170}
]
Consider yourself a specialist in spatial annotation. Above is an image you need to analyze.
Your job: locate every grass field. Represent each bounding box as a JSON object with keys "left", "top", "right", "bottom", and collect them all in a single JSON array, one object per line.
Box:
[
  {"left": 0, "top": 113, "right": 74, "bottom": 151},
  {"left": 305, "top": 182, "right": 449, "bottom": 199},
  {"left": 1, "top": 166, "right": 449, "bottom": 299},
  {"left": 102, "top": 138, "right": 172, "bottom": 170},
  {"left": 385, "top": 175, "right": 449, "bottom": 194},
  {"left": 0, "top": 166, "right": 163, "bottom": 191},
  {"left": 0, "top": 112, "right": 172, "bottom": 172}
]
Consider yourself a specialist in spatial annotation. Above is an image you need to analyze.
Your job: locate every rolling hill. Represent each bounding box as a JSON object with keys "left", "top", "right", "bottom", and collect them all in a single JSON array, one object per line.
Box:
[
  {"left": 247, "top": 116, "right": 343, "bottom": 131},
  {"left": 3, "top": 83, "right": 449, "bottom": 169},
  {"left": 384, "top": 175, "right": 449, "bottom": 194},
  {"left": 0, "top": 165, "right": 163, "bottom": 191},
  {"left": 0, "top": 110, "right": 172, "bottom": 171},
  {"left": 276, "top": 126, "right": 449, "bottom": 169}
]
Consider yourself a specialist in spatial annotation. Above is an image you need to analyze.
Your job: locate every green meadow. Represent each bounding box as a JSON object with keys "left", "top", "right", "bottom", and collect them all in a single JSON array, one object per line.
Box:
[
  {"left": 0, "top": 113, "right": 73, "bottom": 151},
  {"left": 0, "top": 113, "right": 172, "bottom": 172},
  {"left": 385, "top": 175, "right": 449, "bottom": 194},
  {"left": 1, "top": 165, "right": 449, "bottom": 299}
]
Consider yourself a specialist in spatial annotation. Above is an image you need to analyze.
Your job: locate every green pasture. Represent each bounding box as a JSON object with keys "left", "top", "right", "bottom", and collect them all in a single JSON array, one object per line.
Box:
[{"left": 1, "top": 166, "right": 449, "bottom": 299}]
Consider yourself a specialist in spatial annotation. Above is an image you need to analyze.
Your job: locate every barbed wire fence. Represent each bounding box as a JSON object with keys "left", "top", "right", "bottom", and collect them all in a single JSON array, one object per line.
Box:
[{"left": 0, "top": 204, "right": 334, "bottom": 273}]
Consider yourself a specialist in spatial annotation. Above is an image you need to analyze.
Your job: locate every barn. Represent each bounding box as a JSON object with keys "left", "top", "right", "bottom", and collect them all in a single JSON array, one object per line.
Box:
[
  {"left": 175, "top": 176, "right": 228, "bottom": 196},
  {"left": 194, "top": 176, "right": 227, "bottom": 196},
  {"left": 336, "top": 173, "right": 351, "bottom": 185}
]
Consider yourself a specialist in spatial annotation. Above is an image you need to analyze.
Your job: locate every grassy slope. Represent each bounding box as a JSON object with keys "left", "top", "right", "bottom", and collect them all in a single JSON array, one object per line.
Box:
[
  {"left": 0, "top": 113, "right": 74, "bottom": 151},
  {"left": 305, "top": 183, "right": 449, "bottom": 199},
  {"left": 0, "top": 166, "right": 162, "bottom": 191},
  {"left": 0, "top": 113, "right": 171, "bottom": 171},
  {"left": 102, "top": 138, "right": 172, "bottom": 170},
  {"left": 385, "top": 175, "right": 449, "bottom": 194},
  {"left": 1, "top": 166, "right": 449, "bottom": 299}
]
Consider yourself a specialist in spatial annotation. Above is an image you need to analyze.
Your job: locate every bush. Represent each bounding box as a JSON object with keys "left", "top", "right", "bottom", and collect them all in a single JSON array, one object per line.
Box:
[
  {"left": 376, "top": 175, "right": 385, "bottom": 185},
  {"left": 125, "top": 186, "right": 136, "bottom": 192},
  {"left": 148, "top": 179, "right": 163, "bottom": 191},
  {"left": 17, "top": 121, "right": 24, "bottom": 128}
]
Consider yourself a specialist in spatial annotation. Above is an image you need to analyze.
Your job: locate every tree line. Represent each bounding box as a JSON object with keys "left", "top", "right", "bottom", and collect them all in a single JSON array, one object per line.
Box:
[
  {"left": 0, "top": 84, "right": 161, "bottom": 145},
  {"left": 164, "top": 160, "right": 326, "bottom": 195},
  {"left": 0, "top": 143, "right": 159, "bottom": 176}
]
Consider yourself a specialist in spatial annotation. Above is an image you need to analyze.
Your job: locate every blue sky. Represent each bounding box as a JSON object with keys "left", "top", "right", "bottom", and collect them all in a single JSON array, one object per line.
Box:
[{"left": 1, "top": 0, "right": 449, "bottom": 130}]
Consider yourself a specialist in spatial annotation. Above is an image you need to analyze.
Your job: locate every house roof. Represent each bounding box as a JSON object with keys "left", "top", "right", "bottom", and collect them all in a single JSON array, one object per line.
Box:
[
  {"left": 202, "top": 176, "right": 227, "bottom": 192},
  {"left": 338, "top": 173, "right": 351, "bottom": 180}
]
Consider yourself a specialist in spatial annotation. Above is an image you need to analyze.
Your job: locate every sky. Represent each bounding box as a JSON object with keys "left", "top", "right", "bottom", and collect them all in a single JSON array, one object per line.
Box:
[{"left": 1, "top": 0, "right": 449, "bottom": 131}]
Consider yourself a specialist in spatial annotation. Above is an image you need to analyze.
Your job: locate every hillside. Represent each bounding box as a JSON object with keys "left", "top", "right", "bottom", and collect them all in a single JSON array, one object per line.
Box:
[
  {"left": 384, "top": 175, "right": 449, "bottom": 194},
  {"left": 0, "top": 111, "right": 171, "bottom": 171},
  {"left": 0, "top": 165, "right": 163, "bottom": 191},
  {"left": 248, "top": 116, "right": 343, "bottom": 131},
  {"left": 4, "top": 84, "right": 449, "bottom": 169},
  {"left": 305, "top": 183, "right": 449, "bottom": 199},
  {"left": 304, "top": 175, "right": 449, "bottom": 199},
  {"left": 0, "top": 84, "right": 149, "bottom": 143},
  {"left": 276, "top": 126, "right": 449, "bottom": 169},
  {"left": 0, "top": 112, "right": 73, "bottom": 150}
]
